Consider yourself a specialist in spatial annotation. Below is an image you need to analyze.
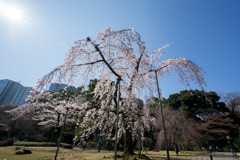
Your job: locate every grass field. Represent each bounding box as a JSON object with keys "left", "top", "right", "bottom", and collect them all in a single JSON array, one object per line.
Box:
[{"left": 0, "top": 146, "right": 204, "bottom": 160}]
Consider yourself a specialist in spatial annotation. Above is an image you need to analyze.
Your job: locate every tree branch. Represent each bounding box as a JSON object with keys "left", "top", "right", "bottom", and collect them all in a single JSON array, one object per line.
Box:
[
  {"left": 74, "top": 60, "right": 104, "bottom": 67},
  {"left": 87, "top": 37, "right": 122, "bottom": 80}
]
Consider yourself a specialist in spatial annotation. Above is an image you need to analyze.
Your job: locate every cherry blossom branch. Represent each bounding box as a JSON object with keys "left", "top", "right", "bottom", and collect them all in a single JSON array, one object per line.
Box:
[
  {"left": 74, "top": 60, "right": 104, "bottom": 66},
  {"left": 87, "top": 37, "right": 122, "bottom": 80}
]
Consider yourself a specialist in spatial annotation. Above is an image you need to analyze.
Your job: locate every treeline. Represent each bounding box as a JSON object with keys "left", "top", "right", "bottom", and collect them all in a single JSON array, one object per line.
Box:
[{"left": 147, "top": 90, "right": 240, "bottom": 151}]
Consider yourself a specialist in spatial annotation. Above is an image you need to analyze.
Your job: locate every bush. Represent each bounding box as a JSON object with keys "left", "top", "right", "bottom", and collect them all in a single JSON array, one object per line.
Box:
[
  {"left": 61, "top": 145, "right": 73, "bottom": 149},
  {"left": 15, "top": 149, "right": 25, "bottom": 154},
  {"left": 104, "top": 141, "right": 115, "bottom": 150},
  {"left": 14, "top": 141, "right": 57, "bottom": 146},
  {"left": 86, "top": 141, "right": 97, "bottom": 149},
  {"left": 223, "top": 146, "right": 230, "bottom": 152},
  {"left": 0, "top": 139, "right": 14, "bottom": 146},
  {"left": 15, "top": 149, "right": 32, "bottom": 154},
  {"left": 15, "top": 146, "right": 22, "bottom": 150},
  {"left": 13, "top": 141, "right": 71, "bottom": 147},
  {"left": 233, "top": 127, "right": 240, "bottom": 150}
]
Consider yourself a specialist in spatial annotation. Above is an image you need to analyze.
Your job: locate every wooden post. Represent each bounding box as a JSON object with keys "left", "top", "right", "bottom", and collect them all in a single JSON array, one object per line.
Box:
[
  {"left": 54, "top": 108, "right": 69, "bottom": 160},
  {"left": 154, "top": 71, "right": 170, "bottom": 160},
  {"left": 114, "top": 80, "right": 121, "bottom": 160}
]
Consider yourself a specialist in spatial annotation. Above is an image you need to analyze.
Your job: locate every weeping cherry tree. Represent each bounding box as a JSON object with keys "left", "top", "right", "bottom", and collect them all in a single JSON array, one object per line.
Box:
[
  {"left": 7, "top": 91, "right": 86, "bottom": 142},
  {"left": 31, "top": 28, "right": 206, "bottom": 155}
]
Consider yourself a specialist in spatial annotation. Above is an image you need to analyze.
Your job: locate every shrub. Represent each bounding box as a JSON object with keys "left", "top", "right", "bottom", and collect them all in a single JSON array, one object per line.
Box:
[
  {"left": 104, "top": 141, "right": 115, "bottom": 150},
  {"left": 15, "top": 149, "right": 25, "bottom": 154},
  {"left": 223, "top": 145, "right": 230, "bottom": 152},
  {"left": 61, "top": 145, "right": 73, "bottom": 149},
  {"left": 13, "top": 141, "right": 71, "bottom": 147},
  {"left": 87, "top": 141, "right": 97, "bottom": 149},
  {"left": 15, "top": 146, "right": 22, "bottom": 150},
  {"left": 15, "top": 149, "right": 32, "bottom": 154}
]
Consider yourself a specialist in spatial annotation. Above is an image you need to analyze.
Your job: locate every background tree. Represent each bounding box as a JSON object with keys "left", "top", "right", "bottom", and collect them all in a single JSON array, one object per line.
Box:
[
  {"left": 0, "top": 104, "right": 17, "bottom": 126},
  {"left": 153, "top": 105, "right": 202, "bottom": 151},
  {"left": 7, "top": 90, "right": 85, "bottom": 142},
  {"left": 0, "top": 104, "right": 52, "bottom": 142},
  {"left": 146, "top": 97, "right": 161, "bottom": 109},
  {"left": 233, "top": 127, "right": 240, "bottom": 151},
  {"left": 198, "top": 114, "right": 238, "bottom": 148},
  {"left": 222, "top": 92, "right": 240, "bottom": 117},
  {"left": 166, "top": 89, "right": 239, "bottom": 149},
  {"left": 167, "top": 90, "right": 228, "bottom": 121}
]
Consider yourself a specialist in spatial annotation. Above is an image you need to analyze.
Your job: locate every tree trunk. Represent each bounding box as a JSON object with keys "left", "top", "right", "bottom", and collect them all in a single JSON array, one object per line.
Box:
[
  {"left": 123, "top": 121, "right": 134, "bottom": 155},
  {"left": 50, "top": 113, "right": 61, "bottom": 142},
  {"left": 50, "top": 126, "right": 61, "bottom": 142},
  {"left": 137, "top": 128, "right": 141, "bottom": 155}
]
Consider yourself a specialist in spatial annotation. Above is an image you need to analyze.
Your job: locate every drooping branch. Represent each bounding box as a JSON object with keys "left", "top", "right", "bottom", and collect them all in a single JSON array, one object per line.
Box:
[
  {"left": 87, "top": 37, "right": 122, "bottom": 80},
  {"left": 142, "top": 58, "right": 206, "bottom": 90},
  {"left": 75, "top": 60, "right": 104, "bottom": 67}
]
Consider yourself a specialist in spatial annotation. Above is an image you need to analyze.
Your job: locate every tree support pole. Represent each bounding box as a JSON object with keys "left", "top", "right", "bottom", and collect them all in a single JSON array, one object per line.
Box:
[
  {"left": 154, "top": 71, "right": 170, "bottom": 160},
  {"left": 114, "top": 79, "right": 121, "bottom": 160},
  {"left": 54, "top": 108, "right": 69, "bottom": 160}
]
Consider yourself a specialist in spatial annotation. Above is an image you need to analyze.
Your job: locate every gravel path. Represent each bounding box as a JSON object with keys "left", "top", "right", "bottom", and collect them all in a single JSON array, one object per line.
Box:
[{"left": 171, "top": 152, "right": 239, "bottom": 160}]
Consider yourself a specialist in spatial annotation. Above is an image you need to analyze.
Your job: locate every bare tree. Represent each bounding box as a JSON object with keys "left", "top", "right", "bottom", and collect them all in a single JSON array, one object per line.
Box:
[
  {"left": 223, "top": 92, "right": 240, "bottom": 116},
  {"left": 154, "top": 106, "right": 202, "bottom": 151}
]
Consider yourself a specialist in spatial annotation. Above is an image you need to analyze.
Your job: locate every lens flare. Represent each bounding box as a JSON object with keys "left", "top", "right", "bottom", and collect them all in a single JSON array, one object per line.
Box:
[{"left": 0, "top": 2, "right": 25, "bottom": 23}]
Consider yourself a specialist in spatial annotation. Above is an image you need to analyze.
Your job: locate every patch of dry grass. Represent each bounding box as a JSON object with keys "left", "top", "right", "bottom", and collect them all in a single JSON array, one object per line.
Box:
[{"left": 0, "top": 146, "right": 116, "bottom": 160}]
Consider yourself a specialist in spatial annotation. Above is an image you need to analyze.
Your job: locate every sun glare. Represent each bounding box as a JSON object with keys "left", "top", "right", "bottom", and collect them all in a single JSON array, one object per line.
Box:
[{"left": 0, "top": 2, "right": 25, "bottom": 23}]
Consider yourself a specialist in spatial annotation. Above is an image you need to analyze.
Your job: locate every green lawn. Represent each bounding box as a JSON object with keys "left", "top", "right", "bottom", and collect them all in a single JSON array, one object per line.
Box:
[{"left": 0, "top": 146, "right": 204, "bottom": 160}]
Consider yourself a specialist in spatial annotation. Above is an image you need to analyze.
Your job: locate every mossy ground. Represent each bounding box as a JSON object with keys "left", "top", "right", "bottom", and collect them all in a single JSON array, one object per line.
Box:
[{"left": 0, "top": 146, "right": 204, "bottom": 160}]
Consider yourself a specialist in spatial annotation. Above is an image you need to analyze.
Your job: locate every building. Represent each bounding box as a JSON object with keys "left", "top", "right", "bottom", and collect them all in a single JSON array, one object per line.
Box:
[
  {"left": 11, "top": 87, "right": 33, "bottom": 106},
  {"left": 49, "top": 83, "right": 75, "bottom": 92},
  {"left": 0, "top": 79, "right": 76, "bottom": 106},
  {"left": 0, "top": 79, "right": 22, "bottom": 105}
]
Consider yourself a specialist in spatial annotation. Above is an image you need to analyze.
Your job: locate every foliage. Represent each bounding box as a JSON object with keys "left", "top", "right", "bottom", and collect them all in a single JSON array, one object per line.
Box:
[
  {"left": 0, "top": 104, "right": 53, "bottom": 142},
  {"left": 146, "top": 97, "right": 160, "bottom": 109},
  {"left": 15, "top": 149, "right": 32, "bottom": 154},
  {"left": 15, "top": 146, "right": 22, "bottom": 150},
  {"left": 9, "top": 116, "right": 51, "bottom": 142},
  {"left": 223, "top": 145, "right": 230, "bottom": 152},
  {"left": 198, "top": 114, "right": 238, "bottom": 148},
  {"left": 166, "top": 89, "right": 240, "bottom": 148},
  {"left": 167, "top": 89, "right": 229, "bottom": 121},
  {"left": 15, "top": 149, "right": 25, "bottom": 154},
  {"left": 0, "top": 104, "right": 17, "bottom": 126},
  {"left": 233, "top": 127, "right": 240, "bottom": 150}
]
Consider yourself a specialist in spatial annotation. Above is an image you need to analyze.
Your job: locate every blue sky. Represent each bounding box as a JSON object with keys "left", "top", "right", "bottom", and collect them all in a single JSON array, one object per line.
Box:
[{"left": 0, "top": 0, "right": 239, "bottom": 98}]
